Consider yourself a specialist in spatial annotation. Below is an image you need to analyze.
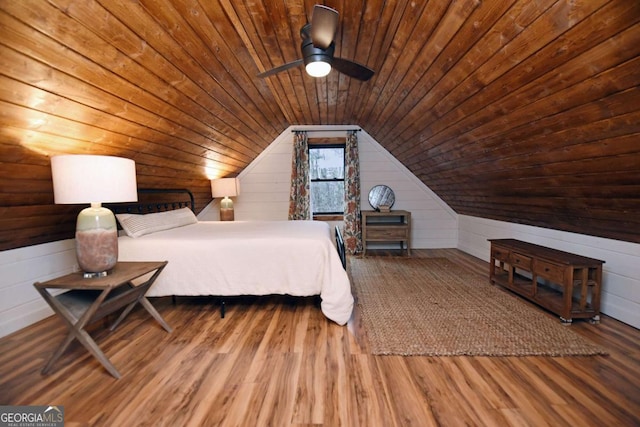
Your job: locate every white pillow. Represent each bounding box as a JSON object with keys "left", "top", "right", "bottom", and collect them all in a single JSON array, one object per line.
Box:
[{"left": 116, "top": 207, "right": 197, "bottom": 238}]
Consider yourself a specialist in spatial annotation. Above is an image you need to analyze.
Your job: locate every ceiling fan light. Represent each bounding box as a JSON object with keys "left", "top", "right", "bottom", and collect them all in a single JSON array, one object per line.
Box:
[{"left": 305, "top": 60, "right": 331, "bottom": 77}]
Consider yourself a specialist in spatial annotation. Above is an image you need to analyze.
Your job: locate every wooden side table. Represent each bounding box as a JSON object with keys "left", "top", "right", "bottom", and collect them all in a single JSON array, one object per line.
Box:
[
  {"left": 34, "top": 261, "right": 171, "bottom": 379},
  {"left": 361, "top": 210, "right": 411, "bottom": 256}
]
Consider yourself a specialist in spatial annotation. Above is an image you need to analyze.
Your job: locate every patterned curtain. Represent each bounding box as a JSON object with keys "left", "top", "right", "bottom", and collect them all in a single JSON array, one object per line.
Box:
[
  {"left": 343, "top": 130, "right": 362, "bottom": 254},
  {"left": 288, "top": 131, "right": 310, "bottom": 220}
]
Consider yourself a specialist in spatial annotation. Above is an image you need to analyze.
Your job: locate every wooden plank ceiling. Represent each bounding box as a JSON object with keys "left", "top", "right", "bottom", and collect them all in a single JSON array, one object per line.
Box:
[{"left": 1, "top": 0, "right": 639, "bottom": 250}]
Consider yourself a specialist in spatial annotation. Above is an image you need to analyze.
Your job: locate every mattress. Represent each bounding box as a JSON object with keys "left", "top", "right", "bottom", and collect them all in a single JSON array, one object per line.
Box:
[{"left": 118, "top": 220, "right": 353, "bottom": 325}]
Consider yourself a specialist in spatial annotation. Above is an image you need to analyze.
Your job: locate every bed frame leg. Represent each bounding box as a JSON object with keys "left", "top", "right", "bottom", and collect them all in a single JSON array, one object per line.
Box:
[
  {"left": 335, "top": 226, "right": 346, "bottom": 270},
  {"left": 172, "top": 295, "right": 176, "bottom": 305},
  {"left": 220, "top": 300, "right": 225, "bottom": 318}
]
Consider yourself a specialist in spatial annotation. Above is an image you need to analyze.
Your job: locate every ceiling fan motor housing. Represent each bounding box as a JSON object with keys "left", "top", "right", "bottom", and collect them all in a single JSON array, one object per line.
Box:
[
  {"left": 257, "top": 8, "right": 374, "bottom": 81},
  {"left": 301, "top": 38, "right": 334, "bottom": 67}
]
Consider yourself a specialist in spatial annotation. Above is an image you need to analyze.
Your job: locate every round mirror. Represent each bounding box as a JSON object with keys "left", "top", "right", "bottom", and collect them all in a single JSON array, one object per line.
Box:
[{"left": 368, "top": 185, "right": 395, "bottom": 211}]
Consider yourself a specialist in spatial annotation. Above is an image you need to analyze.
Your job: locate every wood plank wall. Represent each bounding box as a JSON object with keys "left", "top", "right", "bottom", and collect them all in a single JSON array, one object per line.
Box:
[
  {"left": 0, "top": 0, "right": 280, "bottom": 250},
  {"left": 376, "top": 0, "right": 640, "bottom": 244},
  {"left": 0, "top": 1, "right": 639, "bottom": 251}
]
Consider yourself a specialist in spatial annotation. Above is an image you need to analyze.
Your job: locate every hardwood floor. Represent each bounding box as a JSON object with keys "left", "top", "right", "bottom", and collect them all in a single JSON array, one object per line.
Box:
[{"left": 1, "top": 249, "right": 638, "bottom": 426}]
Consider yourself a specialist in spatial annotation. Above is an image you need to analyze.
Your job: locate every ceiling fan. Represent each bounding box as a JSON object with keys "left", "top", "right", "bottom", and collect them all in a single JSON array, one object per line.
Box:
[{"left": 257, "top": 5, "right": 375, "bottom": 81}]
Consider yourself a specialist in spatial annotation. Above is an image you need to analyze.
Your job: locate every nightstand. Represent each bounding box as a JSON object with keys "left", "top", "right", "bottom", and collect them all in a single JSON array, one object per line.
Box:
[
  {"left": 34, "top": 261, "right": 171, "bottom": 379},
  {"left": 361, "top": 210, "right": 411, "bottom": 256}
]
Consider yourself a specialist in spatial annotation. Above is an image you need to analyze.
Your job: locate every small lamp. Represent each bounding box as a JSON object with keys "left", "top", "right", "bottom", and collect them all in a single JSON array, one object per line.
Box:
[
  {"left": 51, "top": 155, "right": 137, "bottom": 278},
  {"left": 211, "top": 178, "right": 239, "bottom": 221}
]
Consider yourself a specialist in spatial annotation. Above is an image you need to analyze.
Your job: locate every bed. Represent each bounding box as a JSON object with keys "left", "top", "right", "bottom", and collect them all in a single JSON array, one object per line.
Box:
[{"left": 111, "top": 190, "right": 353, "bottom": 325}]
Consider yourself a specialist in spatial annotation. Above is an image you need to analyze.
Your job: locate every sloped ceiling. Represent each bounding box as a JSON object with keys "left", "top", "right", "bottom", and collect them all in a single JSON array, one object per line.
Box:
[{"left": 1, "top": 0, "right": 639, "bottom": 250}]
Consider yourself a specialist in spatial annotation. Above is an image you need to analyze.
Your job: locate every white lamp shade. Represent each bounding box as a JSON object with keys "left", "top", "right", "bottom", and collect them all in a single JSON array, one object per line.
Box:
[
  {"left": 211, "top": 178, "right": 239, "bottom": 198},
  {"left": 51, "top": 155, "right": 138, "bottom": 204}
]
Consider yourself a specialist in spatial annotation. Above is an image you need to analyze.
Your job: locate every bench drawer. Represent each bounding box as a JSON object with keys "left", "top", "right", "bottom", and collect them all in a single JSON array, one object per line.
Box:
[
  {"left": 534, "top": 260, "right": 565, "bottom": 283},
  {"left": 491, "top": 246, "right": 510, "bottom": 262},
  {"left": 510, "top": 252, "right": 532, "bottom": 270}
]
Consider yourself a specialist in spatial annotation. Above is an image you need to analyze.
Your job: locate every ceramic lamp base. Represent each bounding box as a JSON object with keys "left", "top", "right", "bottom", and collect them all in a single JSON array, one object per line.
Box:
[
  {"left": 220, "top": 208, "right": 234, "bottom": 221},
  {"left": 219, "top": 196, "right": 234, "bottom": 221},
  {"left": 75, "top": 203, "right": 118, "bottom": 276}
]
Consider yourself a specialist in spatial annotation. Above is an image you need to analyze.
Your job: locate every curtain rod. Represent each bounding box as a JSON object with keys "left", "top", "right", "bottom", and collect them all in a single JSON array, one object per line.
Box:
[{"left": 291, "top": 128, "right": 361, "bottom": 133}]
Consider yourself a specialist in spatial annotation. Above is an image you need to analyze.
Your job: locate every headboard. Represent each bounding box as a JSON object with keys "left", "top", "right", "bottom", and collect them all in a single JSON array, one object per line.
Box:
[{"left": 106, "top": 188, "right": 195, "bottom": 215}]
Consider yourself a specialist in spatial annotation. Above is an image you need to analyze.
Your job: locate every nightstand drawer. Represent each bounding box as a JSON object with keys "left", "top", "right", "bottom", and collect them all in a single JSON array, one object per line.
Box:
[{"left": 366, "top": 226, "right": 409, "bottom": 240}]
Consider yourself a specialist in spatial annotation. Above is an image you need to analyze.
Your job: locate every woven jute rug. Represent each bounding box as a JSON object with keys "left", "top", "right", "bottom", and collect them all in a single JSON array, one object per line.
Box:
[{"left": 350, "top": 257, "right": 607, "bottom": 356}]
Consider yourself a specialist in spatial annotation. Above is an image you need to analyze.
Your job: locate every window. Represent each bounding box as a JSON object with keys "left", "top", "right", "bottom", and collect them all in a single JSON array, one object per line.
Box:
[{"left": 309, "top": 144, "right": 345, "bottom": 215}]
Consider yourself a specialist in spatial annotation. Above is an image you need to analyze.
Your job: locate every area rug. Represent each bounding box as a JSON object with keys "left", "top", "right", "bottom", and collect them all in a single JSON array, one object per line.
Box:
[{"left": 349, "top": 257, "right": 607, "bottom": 356}]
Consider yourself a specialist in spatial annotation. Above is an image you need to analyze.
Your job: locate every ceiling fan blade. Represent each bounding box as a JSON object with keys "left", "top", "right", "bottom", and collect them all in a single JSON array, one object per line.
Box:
[
  {"left": 257, "top": 59, "right": 304, "bottom": 78},
  {"left": 332, "top": 57, "right": 375, "bottom": 81},
  {"left": 311, "top": 5, "right": 338, "bottom": 49}
]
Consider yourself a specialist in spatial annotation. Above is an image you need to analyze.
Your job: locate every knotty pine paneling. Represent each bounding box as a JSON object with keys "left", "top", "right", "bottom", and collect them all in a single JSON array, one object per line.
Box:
[{"left": 1, "top": 0, "right": 639, "bottom": 251}]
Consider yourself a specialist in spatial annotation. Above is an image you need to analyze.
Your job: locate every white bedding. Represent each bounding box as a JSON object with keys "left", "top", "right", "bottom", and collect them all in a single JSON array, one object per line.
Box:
[{"left": 118, "top": 220, "right": 353, "bottom": 325}]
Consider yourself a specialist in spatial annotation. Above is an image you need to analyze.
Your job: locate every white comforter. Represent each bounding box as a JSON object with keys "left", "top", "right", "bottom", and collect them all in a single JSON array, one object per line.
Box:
[{"left": 118, "top": 220, "right": 353, "bottom": 325}]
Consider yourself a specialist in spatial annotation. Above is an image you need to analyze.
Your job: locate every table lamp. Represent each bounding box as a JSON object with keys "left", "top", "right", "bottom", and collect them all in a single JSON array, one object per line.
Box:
[
  {"left": 51, "top": 155, "right": 137, "bottom": 278},
  {"left": 211, "top": 178, "right": 239, "bottom": 221}
]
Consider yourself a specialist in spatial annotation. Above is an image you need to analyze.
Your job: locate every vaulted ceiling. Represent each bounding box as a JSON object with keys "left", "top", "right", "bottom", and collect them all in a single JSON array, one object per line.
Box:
[{"left": 1, "top": 0, "right": 639, "bottom": 250}]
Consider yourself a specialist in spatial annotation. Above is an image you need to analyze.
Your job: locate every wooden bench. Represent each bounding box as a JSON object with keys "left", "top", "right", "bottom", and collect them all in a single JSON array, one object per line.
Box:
[{"left": 489, "top": 239, "right": 604, "bottom": 324}]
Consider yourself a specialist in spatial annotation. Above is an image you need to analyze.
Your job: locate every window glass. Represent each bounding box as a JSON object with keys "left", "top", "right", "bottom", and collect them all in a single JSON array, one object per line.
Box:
[{"left": 309, "top": 146, "right": 345, "bottom": 215}]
